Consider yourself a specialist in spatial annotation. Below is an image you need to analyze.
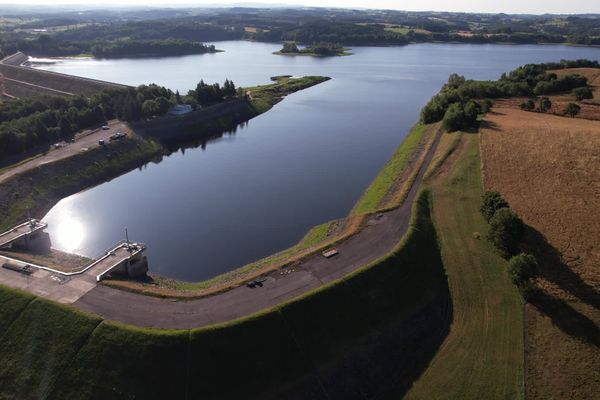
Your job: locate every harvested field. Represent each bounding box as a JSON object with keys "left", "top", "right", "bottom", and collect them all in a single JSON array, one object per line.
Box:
[
  {"left": 493, "top": 97, "right": 600, "bottom": 121},
  {"left": 551, "top": 67, "right": 600, "bottom": 102},
  {"left": 480, "top": 107, "right": 600, "bottom": 400}
]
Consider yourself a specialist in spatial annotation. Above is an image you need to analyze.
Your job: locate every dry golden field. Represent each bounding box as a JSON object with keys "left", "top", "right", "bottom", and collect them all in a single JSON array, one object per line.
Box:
[{"left": 480, "top": 106, "right": 600, "bottom": 399}]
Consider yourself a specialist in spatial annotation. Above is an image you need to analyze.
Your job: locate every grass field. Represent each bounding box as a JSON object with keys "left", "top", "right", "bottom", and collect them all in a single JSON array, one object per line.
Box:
[
  {"left": 0, "top": 190, "right": 451, "bottom": 399},
  {"left": 405, "top": 131, "right": 523, "bottom": 399},
  {"left": 480, "top": 107, "right": 600, "bottom": 400}
]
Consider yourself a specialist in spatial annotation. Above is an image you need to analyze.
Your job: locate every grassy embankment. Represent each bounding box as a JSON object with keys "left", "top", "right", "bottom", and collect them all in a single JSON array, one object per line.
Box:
[
  {"left": 246, "top": 75, "right": 331, "bottom": 113},
  {"left": 0, "top": 190, "right": 451, "bottom": 399},
  {"left": 405, "top": 132, "right": 523, "bottom": 399},
  {"left": 107, "top": 119, "right": 438, "bottom": 296},
  {"left": 351, "top": 122, "right": 438, "bottom": 215}
]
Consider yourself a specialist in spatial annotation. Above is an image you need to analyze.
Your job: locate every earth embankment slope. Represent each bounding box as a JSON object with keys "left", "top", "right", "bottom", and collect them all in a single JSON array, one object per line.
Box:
[
  {"left": 0, "top": 190, "right": 451, "bottom": 400},
  {"left": 0, "top": 52, "right": 128, "bottom": 98}
]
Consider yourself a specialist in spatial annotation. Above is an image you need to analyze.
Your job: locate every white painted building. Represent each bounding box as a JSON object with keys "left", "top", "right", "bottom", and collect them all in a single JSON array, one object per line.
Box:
[{"left": 168, "top": 104, "right": 193, "bottom": 116}]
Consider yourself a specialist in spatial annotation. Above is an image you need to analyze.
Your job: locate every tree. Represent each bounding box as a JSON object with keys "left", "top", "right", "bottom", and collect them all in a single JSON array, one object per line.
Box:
[
  {"left": 564, "top": 102, "right": 581, "bottom": 117},
  {"left": 507, "top": 253, "right": 539, "bottom": 286},
  {"left": 539, "top": 97, "right": 552, "bottom": 113},
  {"left": 446, "top": 73, "right": 466, "bottom": 89},
  {"left": 480, "top": 191, "right": 509, "bottom": 222},
  {"left": 142, "top": 100, "right": 159, "bottom": 117},
  {"left": 223, "top": 79, "right": 236, "bottom": 98},
  {"left": 175, "top": 90, "right": 181, "bottom": 104},
  {"left": 488, "top": 207, "right": 525, "bottom": 255},
  {"left": 480, "top": 99, "right": 494, "bottom": 114},
  {"left": 572, "top": 86, "right": 593, "bottom": 101},
  {"left": 463, "top": 100, "right": 480, "bottom": 125},
  {"left": 155, "top": 96, "right": 171, "bottom": 114},
  {"left": 519, "top": 99, "right": 535, "bottom": 111},
  {"left": 442, "top": 102, "right": 465, "bottom": 132},
  {"left": 281, "top": 41, "right": 300, "bottom": 53}
]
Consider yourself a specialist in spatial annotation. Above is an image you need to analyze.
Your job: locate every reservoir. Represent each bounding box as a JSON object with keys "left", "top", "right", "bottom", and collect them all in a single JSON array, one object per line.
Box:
[{"left": 37, "top": 41, "right": 600, "bottom": 281}]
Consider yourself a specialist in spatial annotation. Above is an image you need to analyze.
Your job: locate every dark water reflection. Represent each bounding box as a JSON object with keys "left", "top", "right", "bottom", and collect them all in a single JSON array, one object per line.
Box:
[{"left": 38, "top": 42, "right": 600, "bottom": 281}]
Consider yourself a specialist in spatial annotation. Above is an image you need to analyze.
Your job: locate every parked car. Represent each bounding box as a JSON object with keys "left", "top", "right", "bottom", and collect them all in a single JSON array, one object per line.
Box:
[
  {"left": 101, "top": 125, "right": 110, "bottom": 130},
  {"left": 99, "top": 140, "right": 105, "bottom": 146}
]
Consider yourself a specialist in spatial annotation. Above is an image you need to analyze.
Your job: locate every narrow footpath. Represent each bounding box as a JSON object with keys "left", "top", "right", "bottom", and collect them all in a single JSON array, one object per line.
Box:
[{"left": 75, "top": 127, "right": 444, "bottom": 329}]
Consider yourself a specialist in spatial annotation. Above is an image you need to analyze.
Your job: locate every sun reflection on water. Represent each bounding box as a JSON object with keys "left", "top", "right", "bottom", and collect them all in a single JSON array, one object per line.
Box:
[{"left": 52, "top": 215, "right": 86, "bottom": 253}]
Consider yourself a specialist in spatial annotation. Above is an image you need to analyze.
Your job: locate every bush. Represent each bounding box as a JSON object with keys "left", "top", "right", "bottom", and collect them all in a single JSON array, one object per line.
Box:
[
  {"left": 519, "top": 99, "right": 535, "bottom": 111},
  {"left": 442, "top": 103, "right": 465, "bottom": 132},
  {"left": 488, "top": 207, "right": 525, "bottom": 255},
  {"left": 564, "top": 102, "right": 581, "bottom": 117},
  {"left": 539, "top": 97, "right": 552, "bottom": 112},
  {"left": 507, "top": 253, "right": 539, "bottom": 285},
  {"left": 572, "top": 86, "right": 594, "bottom": 101},
  {"left": 480, "top": 99, "right": 494, "bottom": 114},
  {"left": 480, "top": 191, "right": 509, "bottom": 222}
]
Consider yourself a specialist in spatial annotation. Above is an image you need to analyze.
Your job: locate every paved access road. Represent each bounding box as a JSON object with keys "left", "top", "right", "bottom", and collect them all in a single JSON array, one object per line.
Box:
[
  {"left": 0, "top": 120, "right": 130, "bottom": 185},
  {"left": 75, "top": 128, "right": 443, "bottom": 329}
]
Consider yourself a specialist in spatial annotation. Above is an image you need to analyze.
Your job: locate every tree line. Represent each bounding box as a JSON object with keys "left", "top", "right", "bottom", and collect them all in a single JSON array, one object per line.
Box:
[
  {"left": 2, "top": 35, "right": 218, "bottom": 59},
  {"left": 421, "top": 59, "right": 598, "bottom": 132},
  {"left": 0, "top": 78, "right": 239, "bottom": 160},
  {"left": 481, "top": 191, "right": 538, "bottom": 300}
]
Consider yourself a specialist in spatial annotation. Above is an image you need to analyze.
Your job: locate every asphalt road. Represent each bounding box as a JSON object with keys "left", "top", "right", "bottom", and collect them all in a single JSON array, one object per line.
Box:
[
  {"left": 0, "top": 120, "right": 129, "bottom": 185},
  {"left": 75, "top": 127, "right": 443, "bottom": 329}
]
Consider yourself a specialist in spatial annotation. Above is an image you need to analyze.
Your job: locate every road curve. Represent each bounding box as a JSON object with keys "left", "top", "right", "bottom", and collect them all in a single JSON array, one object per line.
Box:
[{"left": 75, "top": 127, "right": 444, "bottom": 329}]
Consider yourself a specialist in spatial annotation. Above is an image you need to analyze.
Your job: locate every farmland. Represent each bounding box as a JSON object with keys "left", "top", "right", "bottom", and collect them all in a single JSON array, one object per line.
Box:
[{"left": 480, "top": 104, "right": 600, "bottom": 399}]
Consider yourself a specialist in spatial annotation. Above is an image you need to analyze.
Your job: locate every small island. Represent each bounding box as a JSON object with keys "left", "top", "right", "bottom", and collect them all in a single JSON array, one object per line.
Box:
[
  {"left": 91, "top": 39, "right": 221, "bottom": 59},
  {"left": 273, "top": 41, "right": 352, "bottom": 57}
]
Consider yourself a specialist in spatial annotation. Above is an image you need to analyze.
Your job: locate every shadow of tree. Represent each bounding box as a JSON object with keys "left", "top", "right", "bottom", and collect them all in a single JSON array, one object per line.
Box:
[
  {"left": 479, "top": 118, "right": 502, "bottom": 132},
  {"left": 529, "top": 290, "right": 600, "bottom": 348},
  {"left": 522, "top": 225, "right": 600, "bottom": 311},
  {"left": 521, "top": 224, "right": 600, "bottom": 347}
]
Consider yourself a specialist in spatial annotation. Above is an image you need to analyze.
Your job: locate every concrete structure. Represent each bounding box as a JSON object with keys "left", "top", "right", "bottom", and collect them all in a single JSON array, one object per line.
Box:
[
  {"left": 0, "top": 239, "right": 148, "bottom": 303},
  {"left": 0, "top": 219, "right": 50, "bottom": 252},
  {"left": 0, "top": 220, "right": 148, "bottom": 303},
  {"left": 94, "top": 241, "right": 148, "bottom": 281}
]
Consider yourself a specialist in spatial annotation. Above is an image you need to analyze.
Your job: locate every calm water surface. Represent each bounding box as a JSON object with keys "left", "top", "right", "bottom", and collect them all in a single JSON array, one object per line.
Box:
[{"left": 37, "top": 41, "right": 600, "bottom": 281}]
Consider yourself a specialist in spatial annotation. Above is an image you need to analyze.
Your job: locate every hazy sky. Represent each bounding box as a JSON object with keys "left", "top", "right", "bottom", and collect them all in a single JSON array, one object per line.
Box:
[{"left": 5, "top": 0, "right": 600, "bottom": 14}]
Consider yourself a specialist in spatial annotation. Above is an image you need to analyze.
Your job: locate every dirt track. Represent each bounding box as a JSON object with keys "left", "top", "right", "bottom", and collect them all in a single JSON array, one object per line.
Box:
[{"left": 74, "top": 127, "right": 443, "bottom": 329}]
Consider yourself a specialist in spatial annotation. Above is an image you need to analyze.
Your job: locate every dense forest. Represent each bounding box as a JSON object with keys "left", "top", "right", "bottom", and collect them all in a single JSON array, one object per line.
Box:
[
  {"left": 1, "top": 7, "right": 600, "bottom": 59},
  {"left": 0, "top": 79, "right": 239, "bottom": 160},
  {"left": 0, "top": 35, "right": 218, "bottom": 58}
]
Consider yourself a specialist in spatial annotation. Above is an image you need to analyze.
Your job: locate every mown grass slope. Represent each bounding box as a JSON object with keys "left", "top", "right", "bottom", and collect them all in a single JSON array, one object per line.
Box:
[
  {"left": 50, "top": 322, "right": 189, "bottom": 400},
  {"left": 405, "top": 132, "right": 523, "bottom": 399},
  {"left": 0, "top": 299, "right": 101, "bottom": 400}
]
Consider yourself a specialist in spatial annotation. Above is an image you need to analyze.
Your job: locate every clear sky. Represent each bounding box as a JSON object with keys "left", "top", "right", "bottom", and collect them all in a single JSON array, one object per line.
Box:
[{"left": 5, "top": 0, "right": 600, "bottom": 14}]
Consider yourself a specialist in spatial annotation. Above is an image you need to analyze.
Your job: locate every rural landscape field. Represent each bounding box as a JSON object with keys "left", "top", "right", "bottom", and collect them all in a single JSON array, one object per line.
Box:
[{"left": 0, "top": 1, "right": 599, "bottom": 399}]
